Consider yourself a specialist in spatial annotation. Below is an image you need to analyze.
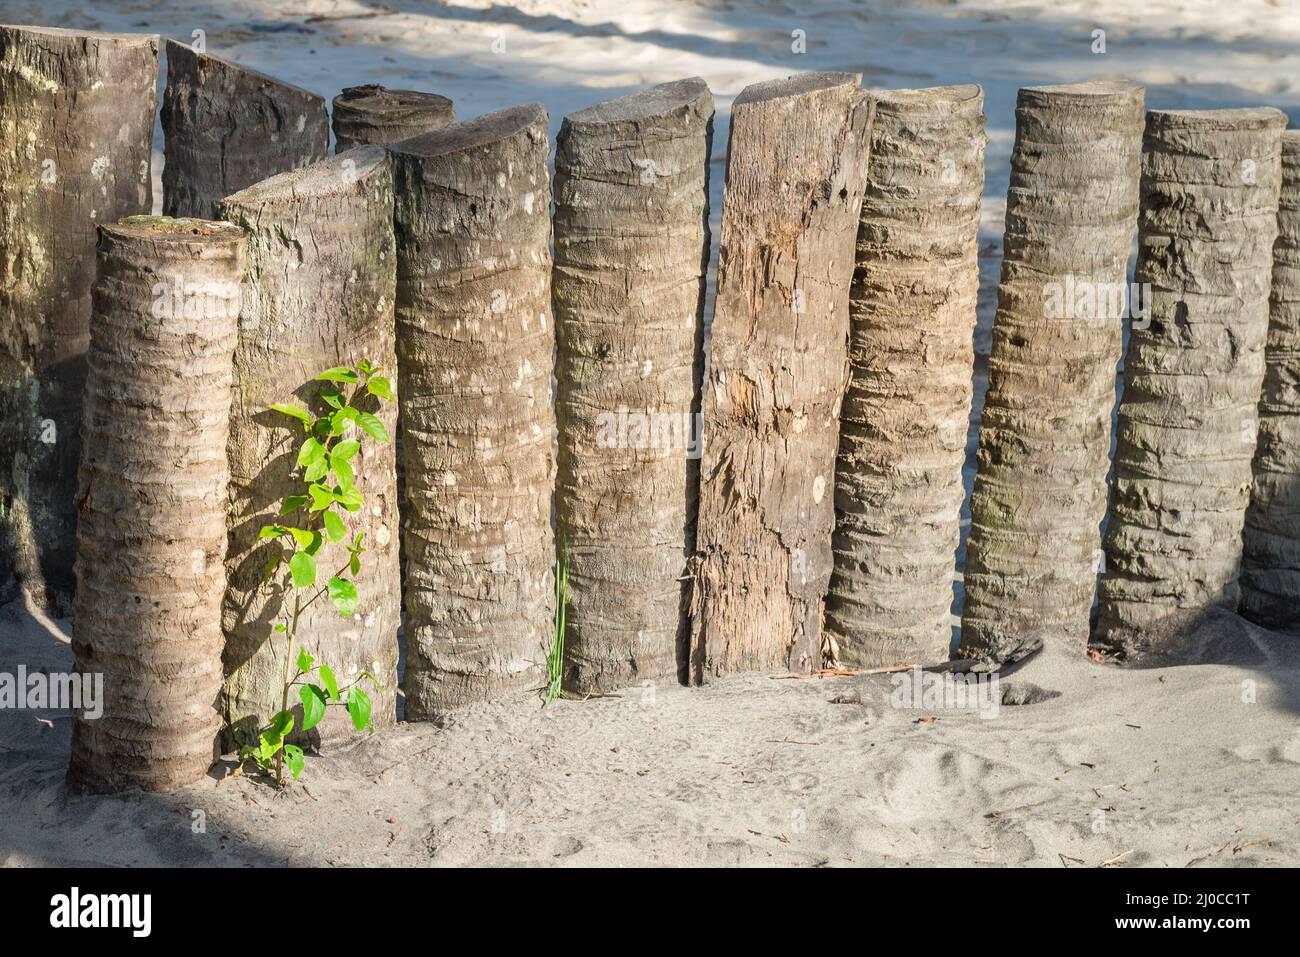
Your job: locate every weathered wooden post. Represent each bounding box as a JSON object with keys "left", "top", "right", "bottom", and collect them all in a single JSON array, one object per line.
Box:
[
  {"left": 553, "top": 78, "right": 713, "bottom": 692},
  {"left": 161, "top": 38, "right": 328, "bottom": 219},
  {"left": 0, "top": 26, "right": 157, "bottom": 614},
  {"left": 332, "top": 84, "right": 454, "bottom": 151},
  {"left": 219, "top": 148, "right": 400, "bottom": 742},
  {"left": 1097, "top": 108, "right": 1287, "bottom": 657},
  {"left": 392, "top": 105, "right": 555, "bottom": 716},
  {"left": 68, "top": 216, "right": 245, "bottom": 793},
  {"left": 825, "top": 84, "right": 985, "bottom": 669},
  {"left": 688, "top": 73, "right": 872, "bottom": 681},
  {"left": 958, "top": 81, "right": 1145, "bottom": 663},
  {"left": 1241, "top": 131, "right": 1300, "bottom": 629}
]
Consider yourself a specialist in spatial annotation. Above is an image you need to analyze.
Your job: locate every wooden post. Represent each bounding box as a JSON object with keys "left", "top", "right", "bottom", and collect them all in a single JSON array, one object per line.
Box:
[
  {"left": 688, "top": 73, "right": 872, "bottom": 681},
  {"left": 959, "top": 81, "right": 1145, "bottom": 663},
  {"left": 332, "top": 84, "right": 454, "bottom": 152},
  {"left": 0, "top": 26, "right": 158, "bottom": 614},
  {"left": 825, "top": 85, "right": 985, "bottom": 669},
  {"left": 1242, "top": 131, "right": 1300, "bottom": 629},
  {"left": 68, "top": 216, "right": 245, "bottom": 794},
  {"left": 161, "top": 38, "right": 328, "bottom": 219},
  {"left": 554, "top": 78, "right": 713, "bottom": 692},
  {"left": 393, "top": 105, "right": 555, "bottom": 716},
  {"left": 1097, "top": 108, "right": 1287, "bottom": 658},
  {"left": 219, "top": 148, "right": 400, "bottom": 743}
]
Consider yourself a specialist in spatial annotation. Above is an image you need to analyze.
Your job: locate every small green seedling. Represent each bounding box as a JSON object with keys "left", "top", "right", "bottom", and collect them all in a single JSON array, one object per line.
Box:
[
  {"left": 544, "top": 536, "right": 569, "bottom": 705},
  {"left": 236, "top": 359, "right": 395, "bottom": 785}
]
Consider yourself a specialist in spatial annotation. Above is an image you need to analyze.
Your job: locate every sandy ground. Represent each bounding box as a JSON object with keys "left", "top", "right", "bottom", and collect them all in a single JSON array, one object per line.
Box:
[{"left": 3, "top": 597, "right": 1297, "bottom": 867}]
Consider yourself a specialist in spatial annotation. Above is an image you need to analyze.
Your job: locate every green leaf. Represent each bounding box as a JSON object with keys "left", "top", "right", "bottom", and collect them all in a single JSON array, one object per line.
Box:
[
  {"left": 320, "top": 389, "right": 343, "bottom": 410},
  {"left": 299, "top": 685, "right": 327, "bottom": 731},
  {"left": 298, "top": 437, "right": 326, "bottom": 467},
  {"left": 328, "top": 576, "right": 358, "bottom": 617},
  {"left": 271, "top": 709, "right": 295, "bottom": 740},
  {"left": 366, "top": 376, "right": 394, "bottom": 401},
  {"left": 319, "top": 665, "right": 339, "bottom": 702},
  {"left": 274, "top": 622, "right": 287, "bottom": 633},
  {"left": 357, "top": 358, "right": 376, "bottom": 377},
  {"left": 349, "top": 552, "right": 361, "bottom": 576},
  {"left": 315, "top": 367, "right": 360, "bottom": 383},
  {"left": 356, "top": 412, "right": 389, "bottom": 444},
  {"left": 332, "top": 439, "right": 361, "bottom": 461},
  {"left": 262, "top": 551, "right": 285, "bottom": 583},
  {"left": 335, "top": 486, "right": 364, "bottom": 512},
  {"left": 331, "top": 454, "right": 355, "bottom": 491},
  {"left": 309, "top": 483, "right": 335, "bottom": 512},
  {"left": 304, "top": 458, "right": 329, "bottom": 483},
  {"left": 330, "top": 407, "right": 360, "bottom": 436},
  {"left": 295, "top": 647, "right": 315, "bottom": 674},
  {"left": 283, "top": 744, "right": 305, "bottom": 779},
  {"left": 286, "top": 526, "right": 315, "bottom": 549},
  {"left": 279, "top": 495, "right": 309, "bottom": 515},
  {"left": 346, "top": 688, "right": 372, "bottom": 733},
  {"left": 322, "top": 509, "right": 347, "bottom": 543},
  {"left": 270, "top": 403, "right": 312, "bottom": 426},
  {"left": 290, "top": 551, "right": 316, "bottom": 589},
  {"left": 258, "top": 524, "right": 286, "bottom": 539}
]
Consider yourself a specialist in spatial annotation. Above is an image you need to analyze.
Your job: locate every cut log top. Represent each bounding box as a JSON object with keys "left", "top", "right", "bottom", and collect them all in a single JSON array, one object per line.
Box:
[
  {"left": 333, "top": 84, "right": 453, "bottom": 121},
  {"left": 1019, "top": 79, "right": 1144, "bottom": 105},
  {"left": 99, "top": 214, "right": 246, "bottom": 247},
  {"left": 390, "top": 102, "right": 548, "bottom": 157},
  {"left": 871, "top": 83, "right": 983, "bottom": 115},
  {"left": 562, "top": 76, "right": 711, "bottom": 127},
  {"left": 732, "top": 70, "right": 860, "bottom": 108},
  {"left": 163, "top": 37, "right": 323, "bottom": 104},
  {"left": 219, "top": 146, "right": 388, "bottom": 207},
  {"left": 0, "top": 23, "right": 158, "bottom": 45},
  {"left": 1144, "top": 106, "right": 1289, "bottom": 133}
]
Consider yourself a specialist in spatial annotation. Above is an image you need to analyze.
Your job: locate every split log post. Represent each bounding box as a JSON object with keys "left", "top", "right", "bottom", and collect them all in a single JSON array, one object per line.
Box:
[
  {"left": 218, "top": 148, "right": 400, "bottom": 743},
  {"left": 332, "top": 84, "right": 454, "bottom": 152},
  {"left": 1097, "top": 108, "right": 1287, "bottom": 657},
  {"left": 825, "top": 84, "right": 985, "bottom": 669},
  {"left": 1241, "top": 131, "right": 1300, "bottom": 629},
  {"left": 958, "top": 81, "right": 1145, "bottom": 662},
  {"left": 0, "top": 26, "right": 158, "bottom": 614},
  {"left": 392, "top": 105, "right": 555, "bottom": 717},
  {"left": 688, "top": 73, "right": 873, "bottom": 681},
  {"left": 68, "top": 216, "right": 245, "bottom": 793},
  {"left": 553, "top": 78, "right": 713, "bottom": 692},
  {"left": 161, "top": 38, "right": 328, "bottom": 219}
]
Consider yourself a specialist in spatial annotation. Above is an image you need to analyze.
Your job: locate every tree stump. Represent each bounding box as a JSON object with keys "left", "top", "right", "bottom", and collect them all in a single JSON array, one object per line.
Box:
[
  {"left": 161, "top": 38, "right": 328, "bottom": 219},
  {"left": 219, "top": 148, "right": 400, "bottom": 743},
  {"left": 554, "top": 78, "right": 713, "bottom": 693},
  {"left": 959, "top": 81, "right": 1145, "bottom": 663},
  {"left": 68, "top": 216, "right": 245, "bottom": 793},
  {"left": 0, "top": 26, "right": 158, "bottom": 614},
  {"left": 393, "top": 105, "right": 555, "bottom": 717},
  {"left": 1097, "top": 108, "right": 1287, "bottom": 658},
  {"left": 332, "top": 84, "right": 454, "bottom": 152},
  {"left": 688, "top": 73, "right": 873, "bottom": 681},
  {"left": 1241, "top": 131, "right": 1300, "bottom": 630},
  {"left": 825, "top": 84, "right": 985, "bottom": 669}
]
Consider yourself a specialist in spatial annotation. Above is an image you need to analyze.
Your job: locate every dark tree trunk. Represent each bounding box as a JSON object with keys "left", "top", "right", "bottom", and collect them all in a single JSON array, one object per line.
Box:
[
  {"left": 826, "top": 84, "right": 985, "bottom": 669},
  {"left": 218, "top": 148, "right": 400, "bottom": 744},
  {"left": 68, "top": 215, "right": 245, "bottom": 794},
  {"left": 393, "top": 105, "right": 555, "bottom": 717},
  {"left": 688, "top": 73, "right": 872, "bottom": 681},
  {"left": 959, "top": 81, "right": 1145, "bottom": 663},
  {"left": 553, "top": 78, "right": 713, "bottom": 693},
  {"left": 0, "top": 26, "right": 158, "bottom": 615},
  {"left": 1241, "top": 131, "right": 1300, "bottom": 629},
  {"left": 161, "top": 38, "right": 328, "bottom": 219},
  {"left": 332, "top": 84, "right": 454, "bottom": 152},
  {"left": 1097, "top": 108, "right": 1287, "bottom": 658}
]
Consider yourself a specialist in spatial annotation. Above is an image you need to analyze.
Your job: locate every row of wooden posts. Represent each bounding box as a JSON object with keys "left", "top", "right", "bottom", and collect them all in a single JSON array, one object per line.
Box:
[{"left": 1, "top": 27, "right": 1298, "bottom": 792}]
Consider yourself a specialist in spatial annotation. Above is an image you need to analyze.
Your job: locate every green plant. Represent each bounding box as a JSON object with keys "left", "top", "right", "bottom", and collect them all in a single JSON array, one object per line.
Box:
[
  {"left": 236, "top": 358, "right": 395, "bottom": 785},
  {"left": 544, "top": 536, "right": 569, "bottom": 705}
]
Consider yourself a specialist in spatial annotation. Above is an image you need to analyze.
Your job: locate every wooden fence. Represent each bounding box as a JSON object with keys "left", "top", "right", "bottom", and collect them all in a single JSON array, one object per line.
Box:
[{"left": 1, "top": 25, "right": 1297, "bottom": 793}]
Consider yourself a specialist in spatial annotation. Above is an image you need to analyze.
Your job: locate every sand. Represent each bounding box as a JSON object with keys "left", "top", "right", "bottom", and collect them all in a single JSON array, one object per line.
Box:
[{"left": 3, "top": 596, "right": 1296, "bottom": 867}]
